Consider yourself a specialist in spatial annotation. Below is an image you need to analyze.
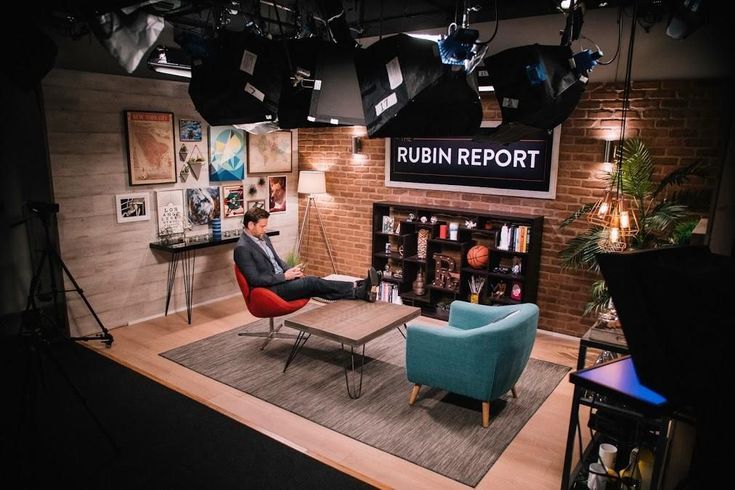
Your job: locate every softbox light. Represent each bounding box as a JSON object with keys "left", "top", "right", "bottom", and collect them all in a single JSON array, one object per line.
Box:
[
  {"left": 188, "top": 31, "right": 286, "bottom": 126},
  {"left": 483, "top": 44, "right": 587, "bottom": 143},
  {"left": 355, "top": 33, "right": 482, "bottom": 138},
  {"left": 308, "top": 44, "right": 365, "bottom": 126}
]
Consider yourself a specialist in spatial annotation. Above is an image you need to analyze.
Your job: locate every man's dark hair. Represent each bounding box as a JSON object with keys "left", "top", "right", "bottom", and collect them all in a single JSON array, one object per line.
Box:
[{"left": 243, "top": 206, "right": 270, "bottom": 226}]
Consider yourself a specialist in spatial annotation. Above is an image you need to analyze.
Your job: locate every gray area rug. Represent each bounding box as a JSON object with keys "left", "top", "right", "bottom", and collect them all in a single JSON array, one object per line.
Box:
[{"left": 161, "top": 307, "right": 569, "bottom": 487}]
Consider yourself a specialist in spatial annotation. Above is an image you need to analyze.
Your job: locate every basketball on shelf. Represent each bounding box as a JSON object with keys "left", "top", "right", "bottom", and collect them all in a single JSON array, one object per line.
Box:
[{"left": 467, "top": 245, "right": 489, "bottom": 269}]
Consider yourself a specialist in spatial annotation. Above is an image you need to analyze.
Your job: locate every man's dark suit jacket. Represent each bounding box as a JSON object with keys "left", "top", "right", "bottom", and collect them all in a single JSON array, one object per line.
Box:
[{"left": 234, "top": 233, "right": 288, "bottom": 288}]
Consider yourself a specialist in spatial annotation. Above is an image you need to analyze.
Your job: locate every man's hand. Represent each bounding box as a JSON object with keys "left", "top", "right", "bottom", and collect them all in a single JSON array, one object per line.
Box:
[{"left": 284, "top": 267, "right": 304, "bottom": 280}]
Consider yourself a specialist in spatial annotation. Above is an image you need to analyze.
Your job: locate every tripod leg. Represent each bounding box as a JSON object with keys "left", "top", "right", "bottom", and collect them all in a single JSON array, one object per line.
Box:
[{"left": 50, "top": 247, "right": 113, "bottom": 346}]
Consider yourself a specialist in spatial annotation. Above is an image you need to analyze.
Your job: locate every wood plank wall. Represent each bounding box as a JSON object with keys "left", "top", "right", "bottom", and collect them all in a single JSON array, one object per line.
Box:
[{"left": 43, "top": 69, "right": 299, "bottom": 337}]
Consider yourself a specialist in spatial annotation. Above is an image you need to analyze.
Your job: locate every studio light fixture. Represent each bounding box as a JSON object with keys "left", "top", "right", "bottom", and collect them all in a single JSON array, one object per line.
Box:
[{"left": 147, "top": 45, "right": 191, "bottom": 78}]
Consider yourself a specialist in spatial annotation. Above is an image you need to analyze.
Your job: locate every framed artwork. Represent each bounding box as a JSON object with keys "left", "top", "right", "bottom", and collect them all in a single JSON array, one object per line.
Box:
[
  {"left": 208, "top": 126, "right": 246, "bottom": 181},
  {"left": 186, "top": 187, "right": 221, "bottom": 225},
  {"left": 124, "top": 111, "right": 176, "bottom": 185},
  {"left": 222, "top": 184, "right": 245, "bottom": 218},
  {"left": 247, "top": 199, "right": 266, "bottom": 210},
  {"left": 268, "top": 175, "right": 287, "bottom": 213},
  {"left": 179, "top": 119, "right": 202, "bottom": 142},
  {"left": 156, "top": 189, "right": 184, "bottom": 235},
  {"left": 247, "top": 131, "right": 292, "bottom": 175},
  {"left": 115, "top": 193, "right": 150, "bottom": 223}
]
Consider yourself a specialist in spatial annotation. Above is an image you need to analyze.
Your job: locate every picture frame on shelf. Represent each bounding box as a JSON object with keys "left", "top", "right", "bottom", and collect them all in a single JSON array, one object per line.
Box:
[
  {"left": 156, "top": 189, "right": 184, "bottom": 235},
  {"left": 115, "top": 193, "right": 150, "bottom": 223},
  {"left": 124, "top": 111, "right": 176, "bottom": 186},
  {"left": 268, "top": 175, "right": 287, "bottom": 213},
  {"left": 247, "top": 131, "right": 292, "bottom": 175},
  {"left": 208, "top": 125, "right": 246, "bottom": 181},
  {"left": 246, "top": 199, "right": 266, "bottom": 210}
]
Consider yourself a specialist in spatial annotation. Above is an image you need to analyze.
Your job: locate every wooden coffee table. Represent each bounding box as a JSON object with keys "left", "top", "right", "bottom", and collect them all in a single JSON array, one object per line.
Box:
[{"left": 283, "top": 300, "right": 421, "bottom": 398}]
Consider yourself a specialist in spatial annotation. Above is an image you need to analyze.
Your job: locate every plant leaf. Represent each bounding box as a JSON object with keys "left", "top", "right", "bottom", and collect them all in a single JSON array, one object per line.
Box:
[
  {"left": 559, "top": 227, "right": 607, "bottom": 272},
  {"left": 653, "top": 159, "right": 710, "bottom": 198},
  {"left": 560, "top": 202, "right": 596, "bottom": 228}
]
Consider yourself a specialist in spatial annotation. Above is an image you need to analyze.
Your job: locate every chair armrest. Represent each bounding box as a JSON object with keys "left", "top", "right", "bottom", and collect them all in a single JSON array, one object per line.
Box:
[{"left": 448, "top": 301, "right": 518, "bottom": 330}]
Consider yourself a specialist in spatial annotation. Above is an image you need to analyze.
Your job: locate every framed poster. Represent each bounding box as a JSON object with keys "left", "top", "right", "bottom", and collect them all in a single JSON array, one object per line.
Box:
[
  {"left": 115, "top": 193, "right": 150, "bottom": 223},
  {"left": 156, "top": 189, "right": 184, "bottom": 235},
  {"left": 124, "top": 111, "right": 176, "bottom": 185},
  {"left": 247, "top": 131, "right": 292, "bottom": 175},
  {"left": 268, "top": 175, "right": 287, "bottom": 213},
  {"left": 186, "top": 187, "right": 221, "bottom": 225},
  {"left": 208, "top": 126, "right": 246, "bottom": 181},
  {"left": 179, "top": 119, "right": 202, "bottom": 142},
  {"left": 222, "top": 184, "right": 245, "bottom": 218},
  {"left": 247, "top": 199, "right": 266, "bottom": 210}
]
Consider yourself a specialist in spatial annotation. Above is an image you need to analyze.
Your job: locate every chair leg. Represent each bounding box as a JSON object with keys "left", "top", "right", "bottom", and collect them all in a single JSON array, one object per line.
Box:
[
  {"left": 409, "top": 384, "right": 421, "bottom": 405},
  {"left": 238, "top": 317, "right": 299, "bottom": 350},
  {"left": 511, "top": 385, "right": 518, "bottom": 398},
  {"left": 482, "top": 401, "right": 490, "bottom": 428}
]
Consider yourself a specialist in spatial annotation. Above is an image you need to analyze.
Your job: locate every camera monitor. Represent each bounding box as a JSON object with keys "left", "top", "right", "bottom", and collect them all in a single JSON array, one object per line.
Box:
[{"left": 596, "top": 246, "right": 731, "bottom": 410}]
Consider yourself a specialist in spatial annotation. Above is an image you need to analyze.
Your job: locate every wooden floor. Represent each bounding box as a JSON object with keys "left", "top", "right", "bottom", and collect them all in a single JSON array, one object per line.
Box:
[{"left": 86, "top": 296, "right": 594, "bottom": 490}]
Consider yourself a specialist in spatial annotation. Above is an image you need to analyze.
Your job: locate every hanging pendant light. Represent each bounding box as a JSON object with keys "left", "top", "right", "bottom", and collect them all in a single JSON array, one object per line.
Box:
[{"left": 597, "top": 0, "right": 640, "bottom": 252}]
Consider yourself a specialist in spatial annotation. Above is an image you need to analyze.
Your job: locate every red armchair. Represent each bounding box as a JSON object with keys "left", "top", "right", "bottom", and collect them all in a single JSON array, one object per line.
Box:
[{"left": 234, "top": 264, "right": 309, "bottom": 350}]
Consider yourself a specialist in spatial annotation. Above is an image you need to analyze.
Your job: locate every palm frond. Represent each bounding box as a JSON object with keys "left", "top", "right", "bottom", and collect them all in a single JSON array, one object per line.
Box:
[
  {"left": 642, "top": 201, "right": 690, "bottom": 233},
  {"left": 665, "top": 189, "right": 712, "bottom": 212},
  {"left": 559, "top": 227, "right": 607, "bottom": 272},
  {"left": 560, "top": 202, "right": 596, "bottom": 228},
  {"left": 653, "top": 159, "right": 710, "bottom": 198},
  {"left": 621, "top": 139, "right": 654, "bottom": 201},
  {"left": 583, "top": 279, "right": 611, "bottom": 317}
]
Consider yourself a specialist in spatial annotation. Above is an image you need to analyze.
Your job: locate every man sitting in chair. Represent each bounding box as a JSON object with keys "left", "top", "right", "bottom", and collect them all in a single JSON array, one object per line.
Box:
[{"left": 235, "top": 207, "right": 378, "bottom": 302}]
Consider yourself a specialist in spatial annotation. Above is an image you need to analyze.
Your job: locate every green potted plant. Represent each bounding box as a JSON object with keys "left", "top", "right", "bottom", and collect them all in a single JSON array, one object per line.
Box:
[{"left": 559, "top": 138, "right": 709, "bottom": 316}]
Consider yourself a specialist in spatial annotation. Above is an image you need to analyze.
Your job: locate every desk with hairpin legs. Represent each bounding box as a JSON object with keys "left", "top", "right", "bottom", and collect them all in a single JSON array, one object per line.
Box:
[{"left": 283, "top": 301, "right": 420, "bottom": 399}]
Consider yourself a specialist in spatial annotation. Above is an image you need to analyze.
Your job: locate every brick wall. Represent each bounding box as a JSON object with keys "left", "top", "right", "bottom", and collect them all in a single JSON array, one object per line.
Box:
[{"left": 297, "top": 80, "right": 727, "bottom": 336}]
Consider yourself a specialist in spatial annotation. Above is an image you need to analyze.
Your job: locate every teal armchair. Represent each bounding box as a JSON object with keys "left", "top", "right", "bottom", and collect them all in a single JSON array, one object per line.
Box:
[{"left": 406, "top": 301, "right": 539, "bottom": 427}]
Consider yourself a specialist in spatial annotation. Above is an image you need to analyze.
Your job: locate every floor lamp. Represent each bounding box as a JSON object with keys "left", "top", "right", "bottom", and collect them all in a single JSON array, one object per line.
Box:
[{"left": 296, "top": 171, "right": 337, "bottom": 274}]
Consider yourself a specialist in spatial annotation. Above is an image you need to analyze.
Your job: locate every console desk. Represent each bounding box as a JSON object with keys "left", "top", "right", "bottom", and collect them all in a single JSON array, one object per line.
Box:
[{"left": 149, "top": 231, "right": 279, "bottom": 324}]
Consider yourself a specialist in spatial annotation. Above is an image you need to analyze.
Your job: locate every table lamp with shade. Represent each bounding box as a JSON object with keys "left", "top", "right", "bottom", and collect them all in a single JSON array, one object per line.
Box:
[{"left": 296, "top": 170, "right": 337, "bottom": 274}]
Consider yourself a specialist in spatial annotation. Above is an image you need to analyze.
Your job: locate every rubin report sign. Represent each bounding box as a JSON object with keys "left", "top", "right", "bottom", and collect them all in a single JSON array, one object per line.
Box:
[{"left": 387, "top": 129, "right": 558, "bottom": 198}]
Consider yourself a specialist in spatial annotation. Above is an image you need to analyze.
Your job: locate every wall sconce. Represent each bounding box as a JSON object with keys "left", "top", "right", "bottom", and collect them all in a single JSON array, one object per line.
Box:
[
  {"left": 352, "top": 136, "right": 363, "bottom": 155},
  {"left": 603, "top": 140, "right": 616, "bottom": 164}
]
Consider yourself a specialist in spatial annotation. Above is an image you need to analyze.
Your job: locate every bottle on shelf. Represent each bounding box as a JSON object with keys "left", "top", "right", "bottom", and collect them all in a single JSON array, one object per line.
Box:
[{"left": 620, "top": 447, "right": 642, "bottom": 489}]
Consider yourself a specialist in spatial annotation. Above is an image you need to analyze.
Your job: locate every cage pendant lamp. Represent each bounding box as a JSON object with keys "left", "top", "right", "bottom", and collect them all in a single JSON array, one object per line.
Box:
[{"left": 596, "top": 0, "right": 641, "bottom": 251}]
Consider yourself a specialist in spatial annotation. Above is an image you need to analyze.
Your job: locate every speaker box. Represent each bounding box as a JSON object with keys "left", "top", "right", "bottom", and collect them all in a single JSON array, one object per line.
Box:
[
  {"left": 483, "top": 44, "right": 587, "bottom": 143},
  {"left": 355, "top": 33, "right": 481, "bottom": 137}
]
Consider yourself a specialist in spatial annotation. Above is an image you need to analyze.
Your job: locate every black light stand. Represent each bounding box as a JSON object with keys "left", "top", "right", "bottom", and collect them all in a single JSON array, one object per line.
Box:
[
  {"left": 16, "top": 201, "right": 119, "bottom": 458},
  {"left": 22, "top": 201, "right": 113, "bottom": 347}
]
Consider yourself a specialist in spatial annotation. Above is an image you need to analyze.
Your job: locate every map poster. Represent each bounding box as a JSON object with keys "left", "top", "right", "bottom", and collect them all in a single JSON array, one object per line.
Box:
[
  {"left": 247, "top": 131, "right": 292, "bottom": 175},
  {"left": 124, "top": 111, "right": 176, "bottom": 186}
]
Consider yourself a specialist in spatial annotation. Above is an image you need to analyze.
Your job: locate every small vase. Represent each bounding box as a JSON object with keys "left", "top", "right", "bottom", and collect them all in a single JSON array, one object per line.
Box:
[
  {"left": 470, "top": 293, "right": 479, "bottom": 304},
  {"left": 412, "top": 271, "right": 426, "bottom": 296}
]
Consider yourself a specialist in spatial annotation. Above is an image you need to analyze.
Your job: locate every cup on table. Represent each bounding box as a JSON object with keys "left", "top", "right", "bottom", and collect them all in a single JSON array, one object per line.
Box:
[
  {"left": 587, "top": 462, "right": 607, "bottom": 490},
  {"left": 598, "top": 443, "right": 618, "bottom": 471}
]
